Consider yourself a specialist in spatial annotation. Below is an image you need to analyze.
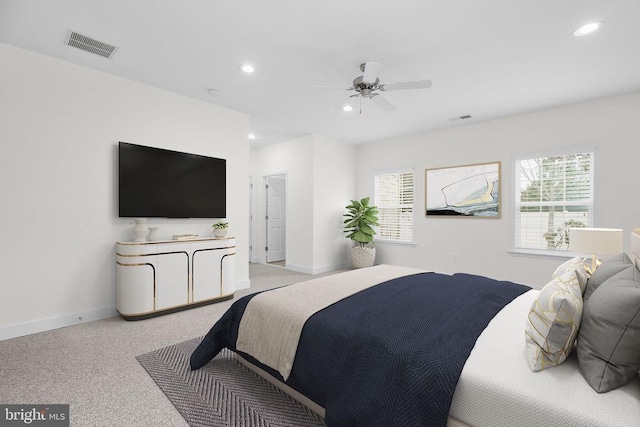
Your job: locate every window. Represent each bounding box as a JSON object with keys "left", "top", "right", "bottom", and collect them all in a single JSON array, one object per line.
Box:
[
  {"left": 514, "top": 150, "right": 594, "bottom": 253},
  {"left": 374, "top": 170, "right": 414, "bottom": 243}
]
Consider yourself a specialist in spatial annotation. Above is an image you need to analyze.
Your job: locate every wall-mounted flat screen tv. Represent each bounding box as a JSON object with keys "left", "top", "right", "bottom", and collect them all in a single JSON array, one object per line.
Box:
[{"left": 118, "top": 142, "right": 226, "bottom": 218}]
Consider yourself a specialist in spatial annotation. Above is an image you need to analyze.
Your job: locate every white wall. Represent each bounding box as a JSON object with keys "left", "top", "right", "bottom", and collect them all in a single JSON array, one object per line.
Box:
[
  {"left": 0, "top": 42, "right": 250, "bottom": 339},
  {"left": 312, "top": 134, "right": 356, "bottom": 272},
  {"left": 251, "top": 135, "right": 315, "bottom": 270},
  {"left": 251, "top": 134, "right": 356, "bottom": 273},
  {"left": 356, "top": 92, "right": 640, "bottom": 288}
]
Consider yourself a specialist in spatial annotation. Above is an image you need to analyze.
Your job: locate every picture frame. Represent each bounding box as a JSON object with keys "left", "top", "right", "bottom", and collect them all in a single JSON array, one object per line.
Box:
[{"left": 425, "top": 161, "right": 501, "bottom": 218}]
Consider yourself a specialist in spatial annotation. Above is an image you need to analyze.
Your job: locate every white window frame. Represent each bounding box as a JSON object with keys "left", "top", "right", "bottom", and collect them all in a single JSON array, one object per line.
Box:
[
  {"left": 374, "top": 168, "right": 415, "bottom": 244},
  {"left": 511, "top": 146, "right": 595, "bottom": 257}
]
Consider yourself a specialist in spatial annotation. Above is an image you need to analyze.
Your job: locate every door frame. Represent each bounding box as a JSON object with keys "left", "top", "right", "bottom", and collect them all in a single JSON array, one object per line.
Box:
[{"left": 249, "top": 176, "right": 254, "bottom": 263}]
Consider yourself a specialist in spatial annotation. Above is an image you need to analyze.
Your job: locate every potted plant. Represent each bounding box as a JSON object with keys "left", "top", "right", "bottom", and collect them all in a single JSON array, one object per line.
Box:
[
  {"left": 344, "top": 197, "right": 379, "bottom": 268},
  {"left": 212, "top": 221, "right": 228, "bottom": 238}
]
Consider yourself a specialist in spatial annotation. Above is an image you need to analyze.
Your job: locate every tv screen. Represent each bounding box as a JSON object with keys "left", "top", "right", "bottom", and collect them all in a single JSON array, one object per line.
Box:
[{"left": 118, "top": 142, "right": 226, "bottom": 218}]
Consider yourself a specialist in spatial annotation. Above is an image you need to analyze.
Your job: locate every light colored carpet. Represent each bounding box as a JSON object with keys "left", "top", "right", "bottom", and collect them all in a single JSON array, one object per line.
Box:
[
  {"left": 0, "top": 263, "right": 347, "bottom": 427},
  {"left": 267, "top": 260, "right": 286, "bottom": 267}
]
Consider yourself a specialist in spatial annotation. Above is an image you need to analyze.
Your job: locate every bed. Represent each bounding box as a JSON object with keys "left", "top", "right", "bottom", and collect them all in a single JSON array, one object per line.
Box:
[{"left": 190, "top": 231, "right": 640, "bottom": 426}]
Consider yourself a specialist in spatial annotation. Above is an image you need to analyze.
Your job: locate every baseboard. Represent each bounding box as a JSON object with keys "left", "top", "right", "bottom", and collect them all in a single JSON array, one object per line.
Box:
[
  {"left": 311, "top": 262, "right": 350, "bottom": 274},
  {"left": 283, "top": 263, "right": 312, "bottom": 274},
  {"left": 0, "top": 306, "right": 118, "bottom": 342},
  {"left": 0, "top": 278, "right": 252, "bottom": 341},
  {"left": 285, "top": 262, "right": 350, "bottom": 275}
]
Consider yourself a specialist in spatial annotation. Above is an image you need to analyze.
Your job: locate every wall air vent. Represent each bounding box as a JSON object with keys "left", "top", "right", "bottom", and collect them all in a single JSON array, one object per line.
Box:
[{"left": 65, "top": 31, "right": 118, "bottom": 59}]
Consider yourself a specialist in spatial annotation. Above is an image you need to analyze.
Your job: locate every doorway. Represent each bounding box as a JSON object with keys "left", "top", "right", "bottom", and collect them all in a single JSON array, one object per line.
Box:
[{"left": 264, "top": 173, "right": 287, "bottom": 265}]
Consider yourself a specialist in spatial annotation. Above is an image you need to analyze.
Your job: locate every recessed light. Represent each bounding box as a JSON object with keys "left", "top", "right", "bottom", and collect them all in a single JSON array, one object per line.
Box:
[
  {"left": 239, "top": 64, "right": 255, "bottom": 73},
  {"left": 342, "top": 105, "right": 354, "bottom": 112},
  {"left": 248, "top": 133, "right": 256, "bottom": 140},
  {"left": 573, "top": 21, "right": 603, "bottom": 37},
  {"left": 207, "top": 88, "right": 221, "bottom": 96}
]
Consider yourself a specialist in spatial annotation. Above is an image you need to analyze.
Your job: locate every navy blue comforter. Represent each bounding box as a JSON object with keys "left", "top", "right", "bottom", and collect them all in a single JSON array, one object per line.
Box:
[{"left": 191, "top": 272, "right": 529, "bottom": 426}]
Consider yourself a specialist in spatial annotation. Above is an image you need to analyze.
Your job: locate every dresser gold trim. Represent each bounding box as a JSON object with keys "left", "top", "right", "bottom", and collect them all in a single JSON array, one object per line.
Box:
[
  {"left": 117, "top": 292, "right": 235, "bottom": 320},
  {"left": 220, "top": 252, "right": 236, "bottom": 295}
]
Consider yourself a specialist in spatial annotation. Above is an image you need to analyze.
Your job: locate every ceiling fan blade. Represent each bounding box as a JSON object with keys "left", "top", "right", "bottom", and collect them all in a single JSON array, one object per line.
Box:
[
  {"left": 380, "top": 79, "right": 433, "bottom": 91},
  {"left": 362, "top": 62, "right": 383, "bottom": 84},
  {"left": 370, "top": 94, "right": 396, "bottom": 112}
]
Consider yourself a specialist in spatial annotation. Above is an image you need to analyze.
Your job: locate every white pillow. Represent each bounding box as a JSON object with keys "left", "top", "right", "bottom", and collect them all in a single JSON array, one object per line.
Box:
[
  {"left": 553, "top": 256, "right": 590, "bottom": 294},
  {"left": 525, "top": 270, "right": 583, "bottom": 371}
]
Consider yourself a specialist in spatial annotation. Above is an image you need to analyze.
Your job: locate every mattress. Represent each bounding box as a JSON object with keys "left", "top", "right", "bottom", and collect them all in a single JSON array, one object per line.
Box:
[{"left": 450, "top": 289, "right": 640, "bottom": 427}]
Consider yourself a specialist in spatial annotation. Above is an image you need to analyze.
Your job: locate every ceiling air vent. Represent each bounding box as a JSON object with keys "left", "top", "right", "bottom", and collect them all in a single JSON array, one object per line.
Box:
[
  {"left": 65, "top": 31, "right": 118, "bottom": 59},
  {"left": 449, "top": 114, "right": 473, "bottom": 121}
]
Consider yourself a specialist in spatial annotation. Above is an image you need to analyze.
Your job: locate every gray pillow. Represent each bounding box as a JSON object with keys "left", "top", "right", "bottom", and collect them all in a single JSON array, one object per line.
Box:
[
  {"left": 583, "top": 253, "right": 633, "bottom": 304},
  {"left": 577, "top": 266, "right": 640, "bottom": 393}
]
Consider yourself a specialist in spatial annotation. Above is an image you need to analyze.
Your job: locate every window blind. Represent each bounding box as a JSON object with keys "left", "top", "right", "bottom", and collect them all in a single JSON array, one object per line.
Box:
[
  {"left": 514, "top": 151, "right": 594, "bottom": 252},
  {"left": 374, "top": 170, "right": 414, "bottom": 243}
]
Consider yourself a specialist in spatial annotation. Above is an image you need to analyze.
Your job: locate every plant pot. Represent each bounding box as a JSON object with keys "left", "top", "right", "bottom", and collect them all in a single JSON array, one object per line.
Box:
[
  {"left": 213, "top": 228, "right": 227, "bottom": 238},
  {"left": 350, "top": 246, "right": 376, "bottom": 269}
]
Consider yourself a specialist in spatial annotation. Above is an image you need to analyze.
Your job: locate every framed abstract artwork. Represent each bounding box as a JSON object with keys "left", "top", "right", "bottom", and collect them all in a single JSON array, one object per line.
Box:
[{"left": 425, "top": 161, "right": 500, "bottom": 218}]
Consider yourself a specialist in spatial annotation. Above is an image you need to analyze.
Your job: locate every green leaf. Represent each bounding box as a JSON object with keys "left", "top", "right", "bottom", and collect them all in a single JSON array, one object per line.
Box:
[
  {"left": 360, "top": 223, "right": 375, "bottom": 235},
  {"left": 353, "top": 230, "right": 372, "bottom": 243},
  {"left": 344, "top": 219, "right": 359, "bottom": 228},
  {"left": 363, "top": 214, "right": 379, "bottom": 224}
]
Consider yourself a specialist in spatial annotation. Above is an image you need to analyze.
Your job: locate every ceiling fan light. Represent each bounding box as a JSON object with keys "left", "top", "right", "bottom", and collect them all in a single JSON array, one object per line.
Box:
[{"left": 573, "top": 21, "right": 603, "bottom": 37}]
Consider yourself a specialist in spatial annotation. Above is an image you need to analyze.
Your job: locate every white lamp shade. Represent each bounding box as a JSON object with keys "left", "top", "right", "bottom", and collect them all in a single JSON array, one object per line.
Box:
[{"left": 569, "top": 228, "right": 623, "bottom": 255}]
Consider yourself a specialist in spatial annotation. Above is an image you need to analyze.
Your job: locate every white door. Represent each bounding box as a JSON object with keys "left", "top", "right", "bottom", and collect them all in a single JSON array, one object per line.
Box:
[{"left": 265, "top": 174, "right": 286, "bottom": 263}]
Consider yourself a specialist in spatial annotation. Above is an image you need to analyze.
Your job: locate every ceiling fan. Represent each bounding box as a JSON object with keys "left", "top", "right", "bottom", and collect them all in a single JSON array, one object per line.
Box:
[{"left": 318, "top": 62, "right": 433, "bottom": 113}]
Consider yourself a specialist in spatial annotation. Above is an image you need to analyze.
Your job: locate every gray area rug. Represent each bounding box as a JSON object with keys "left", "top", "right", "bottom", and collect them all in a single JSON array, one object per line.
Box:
[{"left": 137, "top": 337, "right": 326, "bottom": 427}]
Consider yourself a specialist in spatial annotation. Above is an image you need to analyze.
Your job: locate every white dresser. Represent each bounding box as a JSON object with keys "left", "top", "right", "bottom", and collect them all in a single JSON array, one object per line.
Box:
[{"left": 116, "top": 237, "right": 236, "bottom": 320}]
